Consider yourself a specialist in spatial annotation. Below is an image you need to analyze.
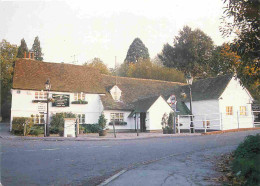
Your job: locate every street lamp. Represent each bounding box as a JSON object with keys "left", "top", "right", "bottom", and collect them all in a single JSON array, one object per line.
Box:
[
  {"left": 186, "top": 74, "right": 194, "bottom": 133},
  {"left": 45, "top": 79, "right": 51, "bottom": 137}
]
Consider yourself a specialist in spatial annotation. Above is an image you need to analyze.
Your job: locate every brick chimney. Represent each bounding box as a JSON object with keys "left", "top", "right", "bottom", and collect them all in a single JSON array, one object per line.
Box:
[{"left": 23, "top": 51, "right": 35, "bottom": 60}]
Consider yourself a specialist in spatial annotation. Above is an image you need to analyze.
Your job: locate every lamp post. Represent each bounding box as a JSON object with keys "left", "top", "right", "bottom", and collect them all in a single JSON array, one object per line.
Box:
[
  {"left": 186, "top": 74, "right": 194, "bottom": 133},
  {"left": 45, "top": 79, "right": 51, "bottom": 137}
]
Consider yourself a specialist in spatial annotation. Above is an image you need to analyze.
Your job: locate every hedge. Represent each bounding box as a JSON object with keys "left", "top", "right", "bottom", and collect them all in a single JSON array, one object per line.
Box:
[
  {"left": 12, "top": 117, "right": 30, "bottom": 135},
  {"left": 108, "top": 121, "right": 127, "bottom": 126},
  {"left": 232, "top": 134, "right": 260, "bottom": 185},
  {"left": 81, "top": 124, "right": 100, "bottom": 133},
  {"left": 29, "top": 125, "right": 44, "bottom": 136}
]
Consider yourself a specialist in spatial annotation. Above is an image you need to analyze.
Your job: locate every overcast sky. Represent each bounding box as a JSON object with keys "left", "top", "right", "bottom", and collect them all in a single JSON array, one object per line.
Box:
[{"left": 1, "top": 0, "right": 233, "bottom": 67}]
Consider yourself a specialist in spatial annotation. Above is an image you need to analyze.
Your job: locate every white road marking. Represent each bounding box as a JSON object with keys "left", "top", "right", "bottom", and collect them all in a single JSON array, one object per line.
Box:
[
  {"left": 24, "top": 150, "right": 36, "bottom": 152},
  {"left": 41, "top": 148, "right": 60, "bottom": 151}
]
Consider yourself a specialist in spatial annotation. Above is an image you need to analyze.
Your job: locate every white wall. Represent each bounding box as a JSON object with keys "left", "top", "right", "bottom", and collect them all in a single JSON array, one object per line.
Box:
[
  {"left": 103, "top": 110, "right": 135, "bottom": 130},
  {"left": 185, "top": 100, "right": 221, "bottom": 130},
  {"left": 219, "top": 77, "right": 254, "bottom": 130},
  {"left": 10, "top": 89, "right": 103, "bottom": 129},
  {"left": 148, "top": 96, "right": 173, "bottom": 130}
]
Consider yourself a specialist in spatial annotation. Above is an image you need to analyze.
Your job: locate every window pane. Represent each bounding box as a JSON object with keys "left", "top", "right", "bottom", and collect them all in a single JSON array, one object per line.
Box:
[
  {"left": 82, "top": 93, "right": 85, "bottom": 100},
  {"left": 82, "top": 114, "right": 85, "bottom": 123},
  {"left": 39, "top": 92, "right": 43, "bottom": 99},
  {"left": 35, "top": 92, "right": 38, "bottom": 99},
  {"left": 74, "top": 93, "right": 77, "bottom": 101},
  {"left": 44, "top": 92, "right": 47, "bottom": 99},
  {"left": 36, "top": 114, "right": 39, "bottom": 124},
  {"left": 40, "top": 114, "right": 45, "bottom": 124},
  {"left": 240, "top": 106, "right": 246, "bottom": 115}
]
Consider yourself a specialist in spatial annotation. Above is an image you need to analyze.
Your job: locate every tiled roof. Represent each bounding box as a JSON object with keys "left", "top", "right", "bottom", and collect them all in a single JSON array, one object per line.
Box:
[
  {"left": 181, "top": 74, "right": 232, "bottom": 102},
  {"left": 13, "top": 59, "right": 106, "bottom": 94},
  {"left": 101, "top": 74, "right": 185, "bottom": 110}
]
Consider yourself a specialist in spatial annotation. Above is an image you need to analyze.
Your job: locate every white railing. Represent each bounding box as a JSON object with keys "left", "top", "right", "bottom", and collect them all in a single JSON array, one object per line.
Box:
[{"left": 176, "top": 111, "right": 259, "bottom": 133}]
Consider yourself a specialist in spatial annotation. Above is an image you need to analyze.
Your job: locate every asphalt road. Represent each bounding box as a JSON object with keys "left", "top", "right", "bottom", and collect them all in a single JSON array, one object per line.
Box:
[{"left": 1, "top": 130, "right": 260, "bottom": 186}]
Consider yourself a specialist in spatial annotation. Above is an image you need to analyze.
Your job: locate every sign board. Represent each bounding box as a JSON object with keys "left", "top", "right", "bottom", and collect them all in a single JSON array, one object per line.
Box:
[
  {"left": 52, "top": 94, "right": 70, "bottom": 107},
  {"left": 38, "top": 102, "right": 46, "bottom": 113},
  {"left": 64, "top": 118, "right": 76, "bottom": 137}
]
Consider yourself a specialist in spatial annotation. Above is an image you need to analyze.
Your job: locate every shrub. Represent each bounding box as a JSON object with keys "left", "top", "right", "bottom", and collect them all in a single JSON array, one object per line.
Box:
[
  {"left": 168, "top": 112, "right": 174, "bottom": 129},
  {"left": 98, "top": 113, "right": 107, "bottom": 131},
  {"left": 12, "top": 117, "right": 33, "bottom": 135},
  {"left": 29, "top": 125, "right": 44, "bottom": 136},
  {"left": 232, "top": 134, "right": 260, "bottom": 185},
  {"left": 50, "top": 112, "right": 76, "bottom": 134},
  {"left": 108, "top": 121, "right": 127, "bottom": 125},
  {"left": 81, "top": 124, "right": 100, "bottom": 133}
]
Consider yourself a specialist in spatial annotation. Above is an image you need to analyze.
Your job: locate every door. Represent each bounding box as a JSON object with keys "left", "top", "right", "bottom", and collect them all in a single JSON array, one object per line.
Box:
[{"left": 140, "top": 112, "right": 146, "bottom": 132}]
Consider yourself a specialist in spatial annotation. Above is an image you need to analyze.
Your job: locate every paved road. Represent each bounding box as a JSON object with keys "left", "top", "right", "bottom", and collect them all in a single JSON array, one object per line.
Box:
[{"left": 1, "top": 129, "right": 260, "bottom": 186}]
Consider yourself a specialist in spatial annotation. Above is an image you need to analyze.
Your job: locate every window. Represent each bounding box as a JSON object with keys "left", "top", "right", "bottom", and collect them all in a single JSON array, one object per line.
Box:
[
  {"left": 226, "top": 106, "right": 233, "bottom": 115},
  {"left": 35, "top": 91, "right": 47, "bottom": 100},
  {"left": 203, "top": 120, "right": 210, "bottom": 128},
  {"left": 110, "top": 113, "right": 124, "bottom": 122},
  {"left": 77, "top": 114, "right": 85, "bottom": 124},
  {"left": 240, "top": 106, "right": 246, "bottom": 116},
  {"left": 31, "top": 114, "right": 45, "bottom": 124},
  {"left": 74, "top": 92, "right": 85, "bottom": 101}
]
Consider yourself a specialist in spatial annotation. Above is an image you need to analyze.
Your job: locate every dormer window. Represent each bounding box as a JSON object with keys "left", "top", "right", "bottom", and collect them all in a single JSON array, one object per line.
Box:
[{"left": 110, "top": 85, "right": 122, "bottom": 101}]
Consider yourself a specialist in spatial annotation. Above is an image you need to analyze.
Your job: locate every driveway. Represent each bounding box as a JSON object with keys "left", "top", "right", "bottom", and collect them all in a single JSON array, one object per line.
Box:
[{"left": 1, "top": 123, "right": 259, "bottom": 185}]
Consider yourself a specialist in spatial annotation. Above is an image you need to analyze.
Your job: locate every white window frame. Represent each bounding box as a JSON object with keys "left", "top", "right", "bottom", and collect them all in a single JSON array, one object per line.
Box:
[
  {"left": 240, "top": 106, "right": 247, "bottom": 116},
  {"left": 226, "top": 106, "right": 233, "bottom": 115},
  {"left": 77, "top": 114, "right": 85, "bottom": 124},
  {"left": 31, "top": 114, "right": 45, "bottom": 124},
  {"left": 74, "top": 92, "right": 85, "bottom": 101},
  {"left": 35, "top": 91, "right": 47, "bottom": 100},
  {"left": 110, "top": 113, "right": 124, "bottom": 122}
]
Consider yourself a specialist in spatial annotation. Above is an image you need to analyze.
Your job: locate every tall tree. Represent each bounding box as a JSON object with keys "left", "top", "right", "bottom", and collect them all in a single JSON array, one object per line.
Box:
[
  {"left": 158, "top": 26, "right": 214, "bottom": 77},
  {"left": 32, "top": 36, "right": 43, "bottom": 61},
  {"left": 124, "top": 38, "right": 150, "bottom": 63},
  {"left": 0, "top": 39, "right": 18, "bottom": 120},
  {"left": 83, "top": 58, "right": 111, "bottom": 75},
  {"left": 221, "top": 0, "right": 260, "bottom": 93},
  {"left": 17, "top": 38, "right": 28, "bottom": 58}
]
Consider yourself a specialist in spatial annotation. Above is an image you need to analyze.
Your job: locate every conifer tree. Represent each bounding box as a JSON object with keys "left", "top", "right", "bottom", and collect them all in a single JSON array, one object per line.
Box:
[
  {"left": 17, "top": 38, "right": 28, "bottom": 58},
  {"left": 32, "top": 36, "right": 43, "bottom": 61},
  {"left": 124, "top": 38, "right": 150, "bottom": 63}
]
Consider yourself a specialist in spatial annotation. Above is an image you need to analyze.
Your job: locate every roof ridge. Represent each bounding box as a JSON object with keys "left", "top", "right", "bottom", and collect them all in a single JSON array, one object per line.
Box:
[
  {"left": 101, "top": 74, "right": 186, "bottom": 85},
  {"left": 16, "top": 58, "right": 99, "bottom": 70}
]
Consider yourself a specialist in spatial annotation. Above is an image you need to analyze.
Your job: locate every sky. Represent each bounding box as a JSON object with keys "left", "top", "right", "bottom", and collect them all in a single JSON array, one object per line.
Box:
[{"left": 0, "top": 0, "right": 233, "bottom": 68}]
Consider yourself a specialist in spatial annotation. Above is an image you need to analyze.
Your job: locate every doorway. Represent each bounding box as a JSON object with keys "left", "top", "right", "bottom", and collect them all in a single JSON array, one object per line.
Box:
[{"left": 140, "top": 112, "right": 146, "bottom": 132}]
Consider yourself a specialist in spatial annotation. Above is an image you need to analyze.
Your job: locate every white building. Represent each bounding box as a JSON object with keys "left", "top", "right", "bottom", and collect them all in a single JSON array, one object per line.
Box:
[{"left": 10, "top": 59, "right": 255, "bottom": 132}]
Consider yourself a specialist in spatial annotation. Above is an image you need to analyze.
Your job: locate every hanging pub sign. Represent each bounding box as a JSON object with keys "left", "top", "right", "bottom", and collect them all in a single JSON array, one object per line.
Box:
[
  {"left": 52, "top": 94, "right": 70, "bottom": 107},
  {"left": 168, "top": 95, "right": 177, "bottom": 110}
]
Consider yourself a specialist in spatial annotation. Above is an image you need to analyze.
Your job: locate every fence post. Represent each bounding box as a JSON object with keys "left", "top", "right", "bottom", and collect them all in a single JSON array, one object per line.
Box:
[
  {"left": 220, "top": 113, "right": 223, "bottom": 130},
  {"left": 178, "top": 115, "right": 180, "bottom": 134},
  {"left": 237, "top": 111, "right": 240, "bottom": 129},
  {"left": 204, "top": 115, "right": 207, "bottom": 133}
]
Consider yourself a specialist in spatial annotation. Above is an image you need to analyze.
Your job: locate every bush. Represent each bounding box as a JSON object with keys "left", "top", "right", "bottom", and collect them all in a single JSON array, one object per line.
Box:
[
  {"left": 98, "top": 113, "right": 107, "bottom": 131},
  {"left": 50, "top": 112, "right": 76, "bottom": 134},
  {"left": 12, "top": 117, "right": 32, "bottom": 135},
  {"left": 108, "top": 121, "right": 127, "bottom": 125},
  {"left": 29, "top": 125, "right": 44, "bottom": 136},
  {"left": 81, "top": 124, "right": 100, "bottom": 133},
  {"left": 232, "top": 134, "right": 260, "bottom": 186}
]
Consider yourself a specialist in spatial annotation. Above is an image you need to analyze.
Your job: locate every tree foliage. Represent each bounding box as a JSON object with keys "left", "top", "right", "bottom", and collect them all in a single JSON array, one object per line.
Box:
[
  {"left": 83, "top": 58, "right": 111, "bottom": 75},
  {"left": 17, "top": 38, "right": 28, "bottom": 58},
  {"left": 0, "top": 39, "right": 18, "bottom": 120},
  {"left": 117, "top": 59, "right": 185, "bottom": 83},
  {"left": 221, "top": 0, "right": 260, "bottom": 93},
  {"left": 158, "top": 26, "right": 214, "bottom": 78},
  {"left": 32, "top": 36, "right": 43, "bottom": 61},
  {"left": 124, "top": 38, "right": 150, "bottom": 63}
]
